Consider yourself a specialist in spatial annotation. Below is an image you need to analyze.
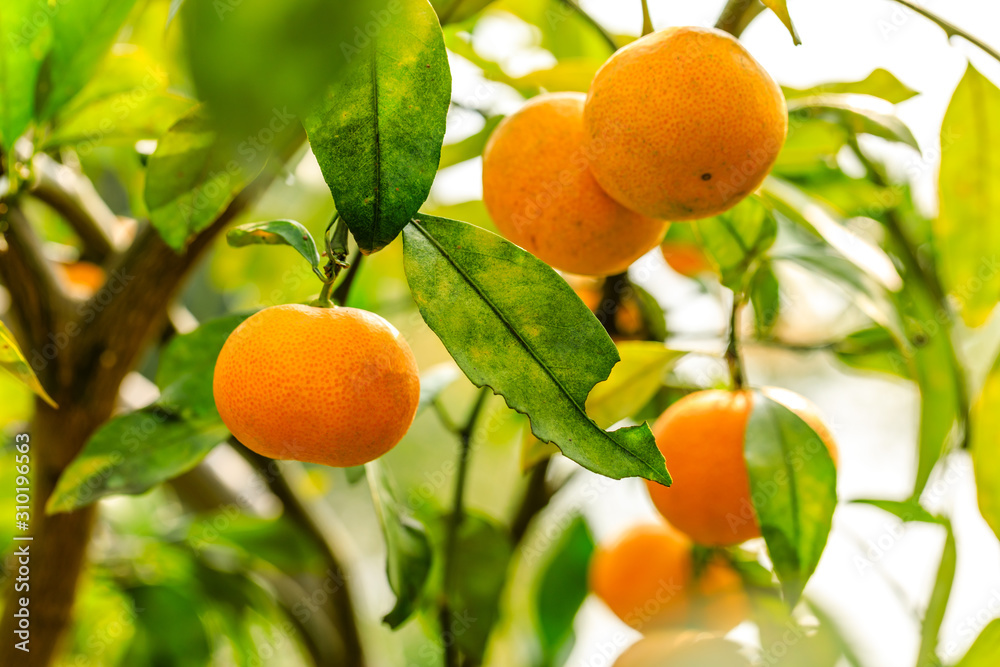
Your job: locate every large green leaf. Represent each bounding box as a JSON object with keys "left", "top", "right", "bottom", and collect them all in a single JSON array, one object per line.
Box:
[
  {"left": 0, "top": 0, "right": 50, "bottom": 150},
  {"left": 306, "top": 0, "right": 451, "bottom": 254},
  {"left": 787, "top": 95, "right": 919, "bottom": 149},
  {"left": 956, "top": 619, "right": 1000, "bottom": 667},
  {"left": 534, "top": 515, "right": 594, "bottom": 662},
  {"left": 0, "top": 320, "right": 57, "bottom": 407},
  {"left": 744, "top": 391, "right": 838, "bottom": 606},
  {"left": 772, "top": 119, "right": 848, "bottom": 177},
  {"left": 144, "top": 107, "right": 269, "bottom": 250},
  {"left": 37, "top": 0, "right": 139, "bottom": 120},
  {"left": 403, "top": 215, "right": 670, "bottom": 485},
  {"left": 783, "top": 69, "right": 918, "bottom": 104},
  {"left": 972, "top": 353, "right": 1000, "bottom": 541},
  {"left": 693, "top": 196, "right": 777, "bottom": 291},
  {"left": 935, "top": 64, "right": 1000, "bottom": 327}
]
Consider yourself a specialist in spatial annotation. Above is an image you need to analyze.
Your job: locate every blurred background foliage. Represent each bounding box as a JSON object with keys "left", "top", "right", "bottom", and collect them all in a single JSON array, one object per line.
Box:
[{"left": 2, "top": 0, "right": 1000, "bottom": 665}]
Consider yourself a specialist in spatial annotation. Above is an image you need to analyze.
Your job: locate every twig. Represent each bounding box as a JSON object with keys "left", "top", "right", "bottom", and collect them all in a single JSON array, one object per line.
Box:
[
  {"left": 888, "top": 0, "right": 1000, "bottom": 65},
  {"left": 715, "top": 0, "right": 759, "bottom": 37},
  {"left": 28, "top": 153, "right": 120, "bottom": 261},
  {"left": 726, "top": 288, "right": 748, "bottom": 390},
  {"left": 510, "top": 458, "right": 553, "bottom": 544},
  {"left": 441, "top": 387, "right": 491, "bottom": 667},
  {"left": 332, "top": 252, "right": 364, "bottom": 306},
  {"left": 640, "top": 0, "right": 654, "bottom": 36}
]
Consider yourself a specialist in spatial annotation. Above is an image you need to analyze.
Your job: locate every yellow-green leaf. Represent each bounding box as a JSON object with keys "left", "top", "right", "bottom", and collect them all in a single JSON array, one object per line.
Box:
[
  {"left": 761, "top": 0, "right": 801, "bottom": 45},
  {"left": 0, "top": 321, "right": 57, "bottom": 408},
  {"left": 973, "top": 354, "right": 1000, "bottom": 541}
]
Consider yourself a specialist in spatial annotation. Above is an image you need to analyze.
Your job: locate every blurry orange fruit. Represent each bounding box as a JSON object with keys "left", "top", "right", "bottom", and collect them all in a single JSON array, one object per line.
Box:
[
  {"left": 646, "top": 388, "right": 837, "bottom": 546},
  {"left": 584, "top": 27, "right": 787, "bottom": 220},
  {"left": 660, "top": 241, "right": 714, "bottom": 279},
  {"left": 56, "top": 261, "right": 105, "bottom": 298},
  {"left": 589, "top": 523, "right": 749, "bottom": 632},
  {"left": 566, "top": 274, "right": 646, "bottom": 341},
  {"left": 213, "top": 304, "right": 420, "bottom": 467},
  {"left": 482, "top": 92, "right": 667, "bottom": 276},
  {"left": 614, "top": 632, "right": 751, "bottom": 667}
]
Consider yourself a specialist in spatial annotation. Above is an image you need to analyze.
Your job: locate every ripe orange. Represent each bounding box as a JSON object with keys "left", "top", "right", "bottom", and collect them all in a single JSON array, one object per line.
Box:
[
  {"left": 660, "top": 241, "right": 714, "bottom": 279},
  {"left": 584, "top": 27, "right": 787, "bottom": 221},
  {"left": 645, "top": 388, "right": 837, "bottom": 546},
  {"left": 614, "top": 632, "right": 751, "bottom": 667},
  {"left": 482, "top": 92, "right": 667, "bottom": 276},
  {"left": 213, "top": 304, "right": 420, "bottom": 467},
  {"left": 589, "top": 523, "right": 750, "bottom": 632}
]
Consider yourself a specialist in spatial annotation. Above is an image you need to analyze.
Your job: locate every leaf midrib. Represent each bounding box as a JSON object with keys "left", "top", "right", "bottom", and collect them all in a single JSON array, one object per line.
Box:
[
  {"left": 410, "top": 219, "right": 665, "bottom": 480},
  {"left": 369, "top": 35, "right": 383, "bottom": 251}
]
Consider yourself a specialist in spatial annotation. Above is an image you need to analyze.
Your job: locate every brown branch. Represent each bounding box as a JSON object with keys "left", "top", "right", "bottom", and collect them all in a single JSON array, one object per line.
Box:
[
  {"left": 28, "top": 153, "right": 120, "bottom": 261},
  {"left": 511, "top": 458, "right": 553, "bottom": 544},
  {"left": 0, "top": 202, "right": 69, "bottom": 363}
]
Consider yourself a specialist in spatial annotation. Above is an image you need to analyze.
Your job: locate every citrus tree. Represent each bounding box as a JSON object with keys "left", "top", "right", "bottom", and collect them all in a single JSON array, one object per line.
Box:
[{"left": 1, "top": 0, "right": 999, "bottom": 665}]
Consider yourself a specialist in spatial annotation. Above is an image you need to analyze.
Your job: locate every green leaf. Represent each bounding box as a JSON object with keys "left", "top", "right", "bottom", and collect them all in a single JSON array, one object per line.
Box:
[
  {"left": 693, "top": 196, "right": 777, "bottom": 291},
  {"left": 585, "top": 341, "right": 684, "bottom": 427},
  {"left": 972, "top": 354, "right": 1000, "bottom": 542},
  {"left": 305, "top": 0, "right": 451, "bottom": 254},
  {"left": 445, "top": 514, "right": 512, "bottom": 660},
  {"left": 0, "top": 320, "right": 57, "bottom": 408},
  {"left": 851, "top": 498, "right": 939, "bottom": 524},
  {"left": 432, "top": 0, "right": 497, "bottom": 23},
  {"left": 145, "top": 106, "right": 267, "bottom": 250},
  {"left": 46, "top": 406, "right": 229, "bottom": 514},
  {"left": 783, "top": 69, "right": 918, "bottom": 104},
  {"left": 0, "top": 0, "right": 51, "bottom": 150},
  {"left": 750, "top": 262, "right": 780, "bottom": 335},
  {"left": 509, "top": 57, "right": 604, "bottom": 92},
  {"left": 403, "top": 215, "right": 670, "bottom": 485},
  {"left": 744, "top": 390, "right": 838, "bottom": 606},
  {"left": 956, "top": 619, "right": 1000, "bottom": 667},
  {"left": 123, "top": 586, "right": 212, "bottom": 666},
  {"left": 188, "top": 516, "right": 325, "bottom": 572},
  {"left": 788, "top": 95, "right": 919, "bottom": 149},
  {"left": 226, "top": 220, "right": 322, "bottom": 271},
  {"left": 772, "top": 119, "right": 848, "bottom": 177},
  {"left": 934, "top": 64, "right": 1000, "bottom": 327},
  {"left": 761, "top": 0, "right": 801, "bottom": 45},
  {"left": 37, "top": 0, "right": 139, "bottom": 120},
  {"left": 369, "top": 462, "right": 433, "bottom": 628},
  {"left": 831, "top": 327, "right": 911, "bottom": 380},
  {"left": 917, "top": 522, "right": 956, "bottom": 667},
  {"left": 438, "top": 116, "right": 503, "bottom": 170},
  {"left": 534, "top": 516, "right": 594, "bottom": 661}
]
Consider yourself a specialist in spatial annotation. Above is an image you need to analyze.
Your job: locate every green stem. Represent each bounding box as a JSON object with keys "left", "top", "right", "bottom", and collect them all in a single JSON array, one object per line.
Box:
[
  {"left": 727, "top": 288, "right": 748, "bottom": 390},
  {"left": 888, "top": 0, "right": 1000, "bottom": 65},
  {"left": 557, "top": 0, "right": 618, "bottom": 52},
  {"left": 440, "top": 387, "right": 491, "bottom": 667},
  {"left": 715, "top": 0, "right": 760, "bottom": 37},
  {"left": 640, "top": 0, "right": 653, "bottom": 36},
  {"left": 332, "top": 252, "right": 364, "bottom": 306},
  {"left": 847, "top": 138, "right": 971, "bottom": 450}
]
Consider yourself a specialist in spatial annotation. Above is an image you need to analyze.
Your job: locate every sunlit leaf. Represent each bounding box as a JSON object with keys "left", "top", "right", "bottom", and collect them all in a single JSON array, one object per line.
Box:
[
  {"left": 510, "top": 58, "right": 604, "bottom": 92},
  {"left": 956, "top": 619, "right": 1000, "bottom": 667},
  {"left": 935, "top": 64, "right": 1000, "bottom": 327},
  {"left": 534, "top": 516, "right": 594, "bottom": 661},
  {"left": 832, "top": 327, "right": 911, "bottom": 380},
  {"left": 0, "top": 320, "right": 57, "bottom": 408},
  {"left": 745, "top": 391, "right": 837, "bottom": 606},
  {"left": 972, "top": 353, "right": 1000, "bottom": 542},
  {"left": 693, "top": 196, "right": 777, "bottom": 291},
  {"left": 783, "top": 69, "right": 918, "bottom": 104},
  {"left": 787, "top": 95, "right": 919, "bottom": 149},
  {"left": 585, "top": 341, "right": 684, "bottom": 427},
  {"left": 761, "top": 0, "right": 801, "bottom": 45},
  {"left": 403, "top": 215, "right": 670, "bottom": 485},
  {"left": 750, "top": 261, "right": 780, "bottom": 335},
  {"left": 306, "top": 0, "right": 451, "bottom": 254},
  {"left": 0, "top": 0, "right": 51, "bottom": 150}
]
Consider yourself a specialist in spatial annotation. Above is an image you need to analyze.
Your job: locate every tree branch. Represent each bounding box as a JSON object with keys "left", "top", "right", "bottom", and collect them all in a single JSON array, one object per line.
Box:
[
  {"left": 888, "top": 0, "right": 1000, "bottom": 64},
  {"left": 0, "top": 202, "right": 69, "bottom": 359},
  {"left": 28, "top": 153, "right": 121, "bottom": 261}
]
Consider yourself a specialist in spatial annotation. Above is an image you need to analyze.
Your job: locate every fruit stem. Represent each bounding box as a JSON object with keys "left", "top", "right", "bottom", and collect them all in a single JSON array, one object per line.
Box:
[
  {"left": 640, "top": 0, "right": 653, "bottom": 36},
  {"left": 440, "top": 386, "right": 491, "bottom": 666},
  {"left": 715, "top": 0, "right": 762, "bottom": 38},
  {"left": 315, "top": 215, "right": 352, "bottom": 308},
  {"left": 727, "top": 287, "right": 748, "bottom": 391}
]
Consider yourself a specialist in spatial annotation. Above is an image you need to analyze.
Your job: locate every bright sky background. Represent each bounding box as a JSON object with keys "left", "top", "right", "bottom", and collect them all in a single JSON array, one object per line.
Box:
[{"left": 434, "top": 1, "right": 1000, "bottom": 665}]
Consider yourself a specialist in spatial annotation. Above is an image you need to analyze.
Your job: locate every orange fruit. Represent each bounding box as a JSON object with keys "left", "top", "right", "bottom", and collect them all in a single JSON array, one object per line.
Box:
[
  {"left": 614, "top": 632, "right": 751, "bottom": 667},
  {"left": 589, "top": 523, "right": 750, "bottom": 632},
  {"left": 660, "top": 241, "right": 714, "bottom": 279},
  {"left": 213, "top": 304, "right": 420, "bottom": 467},
  {"left": 584, "top": 27, "right": 787, "bottom": 221},
  {"left": 56, "top": 261, "right": 106, "bottom": 298},
  {"left": 645, "top": 388, "right": 837, "bottom": 546},
  {"left": 482, "top": 92, "right": 667, "bottom": 276}
]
